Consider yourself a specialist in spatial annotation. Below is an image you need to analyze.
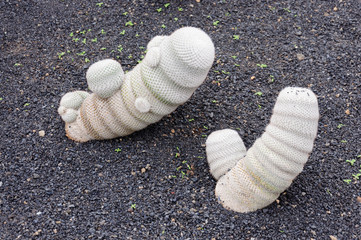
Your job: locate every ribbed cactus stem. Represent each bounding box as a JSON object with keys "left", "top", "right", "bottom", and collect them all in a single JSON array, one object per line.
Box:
[
  {"left": 58, "top": 27, "right": 215, "bottom": 142},
  {"left": 206, "top": 129, "right": 247, "bottom": 180},
  {"left": 206, "top": 87, "right": 319, "bottom": 213}
]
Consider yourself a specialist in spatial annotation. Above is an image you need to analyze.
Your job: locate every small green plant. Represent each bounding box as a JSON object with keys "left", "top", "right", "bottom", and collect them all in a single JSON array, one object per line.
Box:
[
  {"left": 233, "top": 35, "right": 240, "bottom": 40},
  {"left": 157, "top": 8, "right": 162, "bottom": 12},
  {"left": 125, "top": 21, "right": 134, "bottom": 26},
  {"left": 178, "top": 7, "right": 183, "bottom": 11},
  {"left": 225, "top": 12, "right": 231, "bottom": 17},
  {"left": 96, "top": 2, "right": 104, "bottom": 7},
  {"left": 255, "top": 91, "right": 263, "bottom": 96},
  {"left": 76, "top": 51, "right": 86, "bottom": 56},
  {"left": 119, "top": 30, "right": 125, "bottom": 35},
  {"left": 257, "top": 63, "right": 268, "bottom": 68},
  {"left": 213, "top": 20, "right": 219, "bottom": 26},
  {"left": 115, "top": 148, "right": 122, "bottom": 153},
  {"left": 82, "top": 38, "right": 86, "bottom": 44},
  {"left": 283, "top": 8, "right": 291, "bottom": 13},
  {"left": 14, "top": 63, "right": 22, "bottom": 67},
  {"left": 58, "top": 52, "right": 66, "bottom": 59},
  {"left": 117, "top": 45, "right": 123, "bottom": 53},
  {"left": 100, "top": 47, "right": 107, "bottom": 51},
  {"left": 337, "top": 124, "right": 345, "bottom": 129},
  {"left": 352, "top": 173, "right": 361, "bottom": 180},
  {"left": 73, "top": 38, "right": 80, "bottom": 42},
  {"left": 234, "top": 63, "right": 240, "bottom": 67},
  {"left": 326, "top": 188, "right": 332, "bottom": 196},
  {"left": 101, "top": 29, "right": 106, "bottom": 34},
  {"left": 122, "top": 12, "right": 128, "bottom": 16},
  {"left": 91, "top": 38, "right": 97, "bottom": 42},
  {"left": 161, "top": 24, "right": 166, "bottom": 28},
  {"left": 341, "top": 140, "right": 347, "bottom": 143},
  {"left": 212, "top": 100, "right": 217, "bottom": 103},
  {"left": 164, "top": 3, "right": 170, "bottom": 7},
  {"left": 346, "top": 159, "right": 356, "bottom": 166},
  {"left": 174, "top": 17, "right": 178, "bottom": 21},
  {"left": 343, "top": 179, "right": 352, "bottom": 184},
  {"left": 24, "top": 103, "right": 30, "bottom": 107},
  {"left": 269, "top": 74, "right": 275, "bottom": 83},
  {"left": 188, "top": 118, "right": 195, "bottom": 122},
  {"left": 80, "top": 30, "right": 86, "bottom": 35},
  {"left": 0, "top": 98, "right": 3, "bottom": 101},
  {"left": 231, "top": 56, "right": 237, "bottom": 59},
  {"left": 85, "top": 58, "right": 90, "bottom": 63},
  {"left": 203, "top": 126, "right": 208, "bottom": 130},
  {"left": 175, "top": 147, "right": 180, "bottom": 158},
  {"left": 69, "top": 32, "right": 74, "bottom": 37},
  {"left": 131, "top": 203, "right": 136, "bottom": 209}
]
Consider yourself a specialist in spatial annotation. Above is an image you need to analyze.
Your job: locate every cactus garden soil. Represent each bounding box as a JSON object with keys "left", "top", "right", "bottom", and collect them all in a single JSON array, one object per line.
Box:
[{"left": 1, "top": 0, "right": 360, "bottom": 239}]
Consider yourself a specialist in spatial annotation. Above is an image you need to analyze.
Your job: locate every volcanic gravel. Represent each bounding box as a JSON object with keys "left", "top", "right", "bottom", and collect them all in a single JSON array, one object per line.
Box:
[{"left": 1, "top": 0, "right": 360, "bottom": 239}]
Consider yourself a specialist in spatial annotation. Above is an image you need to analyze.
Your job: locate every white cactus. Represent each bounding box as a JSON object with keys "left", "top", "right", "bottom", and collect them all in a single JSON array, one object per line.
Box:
[
  {"left": 206, "top": 87, "right": 319, "bottom": 213},
  {"left": 58, "top": 27, "right": 215, "bottom": 142}
]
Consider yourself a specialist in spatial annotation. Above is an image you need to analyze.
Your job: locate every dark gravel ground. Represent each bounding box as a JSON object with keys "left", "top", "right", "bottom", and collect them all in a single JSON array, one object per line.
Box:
[{"left": 1, "top": 0, "right": 360, "bottom": 239}]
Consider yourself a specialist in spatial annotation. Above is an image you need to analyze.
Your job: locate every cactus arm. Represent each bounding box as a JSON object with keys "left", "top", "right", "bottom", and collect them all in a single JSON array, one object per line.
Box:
[{"left": 86, "top": 59, "right": 125, "bottom": 99}]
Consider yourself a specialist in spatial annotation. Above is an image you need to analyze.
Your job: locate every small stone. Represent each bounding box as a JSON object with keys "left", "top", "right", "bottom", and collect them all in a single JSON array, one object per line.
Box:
[
  {"left": 329, "top": 235, "right": 337, "bottom": 240},
  {"left": 250, "top": 76, "right": 256, "bottom": 80},
  {"left": 33, "top": 173, "right": 40, "bottom": 179},
  {"left": 357, "top": 196, "right": 361, "bottom": 203},
  {"left": 333, "top": 7, "right": 338, "bottom": 11},
  {"left": 0, "top": 181, "right": 2, "bottom": 187},
  {"left": 345, "top": 109, "right": 350, "bottom": 115},
  {"left": 297, "top": 53, "right": 305, "bottom": 61},
  {"left": 38, "top": 130, "right": 45, "bottom": 137},
  {"left": 33, "top": 230, "right": 42, "bottom": 236},
  {"left": 295, "top": 31, "right": 302, "bottom": 36},
  {"left": 141, "top": 168, "right": 146, "bottom": 173}
]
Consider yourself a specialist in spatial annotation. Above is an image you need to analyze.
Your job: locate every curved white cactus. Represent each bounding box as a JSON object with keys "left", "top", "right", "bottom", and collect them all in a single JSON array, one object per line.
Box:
[
  {"left": 206, "top": 87, "right": 319, "bottom": 213},
  {"left": 58, "top": 27, "right": 215, "bottom": 142}
]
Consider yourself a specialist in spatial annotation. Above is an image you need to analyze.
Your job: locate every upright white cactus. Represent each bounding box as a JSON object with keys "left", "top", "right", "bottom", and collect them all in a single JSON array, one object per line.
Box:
[
  {"left": 58, "top": 27, "right": 215, "bottom": 142},
  {"left": 206, "top": 87, "right": 319, "bottom": 213}
]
